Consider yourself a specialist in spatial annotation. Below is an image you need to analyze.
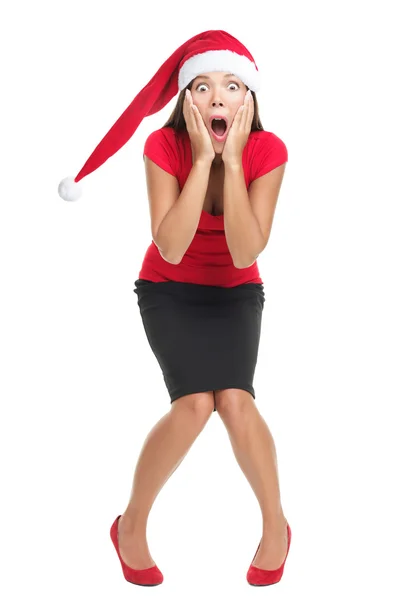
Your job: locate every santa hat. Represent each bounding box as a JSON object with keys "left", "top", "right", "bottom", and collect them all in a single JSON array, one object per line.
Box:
[{"left": 58, "top": 29, "right": 260, "bottom": 201}]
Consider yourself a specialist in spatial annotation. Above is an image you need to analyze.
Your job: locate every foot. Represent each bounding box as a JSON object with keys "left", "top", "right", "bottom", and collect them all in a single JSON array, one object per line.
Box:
[
  {"left": 117, "top": 515, "right": 156, "bottom": 570},
  {"left": 252, "top": 519, "right": 289, "bottom": 571}
]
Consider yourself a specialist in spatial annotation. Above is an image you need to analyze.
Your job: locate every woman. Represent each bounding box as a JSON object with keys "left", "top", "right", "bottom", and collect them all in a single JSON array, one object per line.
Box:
[{"left": 58, "top": 30, "right": 292, "bottom": 588}]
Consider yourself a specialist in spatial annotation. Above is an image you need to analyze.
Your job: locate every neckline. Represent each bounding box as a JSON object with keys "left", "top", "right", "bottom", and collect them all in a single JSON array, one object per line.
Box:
[
  {"left": 181, "top": 130, "right": 223, "bottom": 219},
  {"left": 201, "top": 209, "right": 224, "bottom": 218}
]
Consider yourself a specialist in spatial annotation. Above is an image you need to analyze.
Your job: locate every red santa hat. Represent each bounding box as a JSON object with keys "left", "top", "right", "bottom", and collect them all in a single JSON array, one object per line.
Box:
[{"left": 58, "top": 29, "right": 260, "bottom": 201}]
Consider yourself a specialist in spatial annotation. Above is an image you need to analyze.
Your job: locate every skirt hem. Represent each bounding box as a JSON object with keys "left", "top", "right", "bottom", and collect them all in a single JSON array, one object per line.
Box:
[{"left": 169, "top": 384, "right": 256, "bottom": 412}]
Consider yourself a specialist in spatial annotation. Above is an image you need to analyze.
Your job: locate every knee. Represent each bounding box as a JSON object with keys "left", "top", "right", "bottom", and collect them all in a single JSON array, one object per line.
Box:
[
  {"left": 214, "top": 389, "right": 254, "bottom": 424},
  {"left": 171, "top": 391, "right": 215, "bottom": 421}
]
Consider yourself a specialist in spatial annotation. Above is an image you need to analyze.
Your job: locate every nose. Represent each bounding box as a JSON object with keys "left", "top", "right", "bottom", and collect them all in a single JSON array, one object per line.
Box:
[{"left": 211, "top": 99, "right": 224, "bottom": 107}]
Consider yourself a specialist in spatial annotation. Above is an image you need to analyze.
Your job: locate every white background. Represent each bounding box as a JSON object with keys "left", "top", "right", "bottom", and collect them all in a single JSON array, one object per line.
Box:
[{"left": 1, "top": 0, "right": 395, "bottom": 597}]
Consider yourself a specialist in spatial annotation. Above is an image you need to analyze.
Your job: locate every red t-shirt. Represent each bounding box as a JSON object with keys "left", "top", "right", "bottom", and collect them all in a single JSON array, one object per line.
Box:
[{"left": 137, "top": 127, "right": 287, "bottom": 287}]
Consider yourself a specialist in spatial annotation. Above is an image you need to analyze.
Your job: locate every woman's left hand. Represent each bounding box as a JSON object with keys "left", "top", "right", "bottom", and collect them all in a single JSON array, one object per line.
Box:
[{"left": 222, "top": 90, "right": 254, "bottom": 166}]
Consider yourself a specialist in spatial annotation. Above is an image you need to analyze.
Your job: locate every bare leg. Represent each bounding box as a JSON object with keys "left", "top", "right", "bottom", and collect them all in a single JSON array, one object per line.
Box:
[
  {"left": 118, "top": 392, "right": 214, "bottom": 569},
  {"left": 216, "top": 390, "right": 288, "bottom": 570}
]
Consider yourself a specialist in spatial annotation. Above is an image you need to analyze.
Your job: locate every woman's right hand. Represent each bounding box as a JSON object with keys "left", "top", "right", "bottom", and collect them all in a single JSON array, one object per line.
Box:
[{"left": 183, "top": 89, "right": 215, "bottom": 164}]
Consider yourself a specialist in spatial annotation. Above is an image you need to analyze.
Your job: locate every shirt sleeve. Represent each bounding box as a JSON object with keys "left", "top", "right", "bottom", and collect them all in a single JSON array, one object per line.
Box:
[
  {"left": 143, "top": 129, "right": 178, "bottom": 177},
  {"left": 251, "top": 132, "right": 288, "bottom": 181}
]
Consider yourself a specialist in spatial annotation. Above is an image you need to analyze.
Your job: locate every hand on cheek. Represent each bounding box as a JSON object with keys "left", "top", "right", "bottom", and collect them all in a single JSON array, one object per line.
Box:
[{"left": 222, "top": 90, "right": 254, "bottom": 165}]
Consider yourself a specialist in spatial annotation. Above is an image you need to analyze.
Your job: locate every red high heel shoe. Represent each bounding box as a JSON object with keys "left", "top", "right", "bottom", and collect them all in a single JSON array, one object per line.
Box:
[
  {"left": 246, "top": 522, "right": 291, "bottom": 586},
  {"left": 110, "top": 515, "right": 164, "bottom": 586}
]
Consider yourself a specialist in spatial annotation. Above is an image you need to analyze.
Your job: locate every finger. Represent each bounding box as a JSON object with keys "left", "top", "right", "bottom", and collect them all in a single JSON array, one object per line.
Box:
[
  {"left": 187, "top": 90, "right": 201, "bottom": 127},
  {"left": 185, "top": 90, "right": 208, "bottom": 136},
  {"left": 242, "top": 91, "right": 252, "bottom": 129},
  {"left": 184, "top": 91, "right": 198, "bottom": 132},
  {"left": 248, "top": 91, "right": 254, "bottom": 121},
  {"left": 248, "top": 90, "right": 254, "bottom": 117},
  {"left": 184, "top": 89, "right": 194, "bottom": 112},
  {"left": 191, "top": 101, "right": 204, "bottom": 123},
  {"left": 242, "top": 92, "right": 250, "bottom": 126},
  {"left": 237, "top": 104, "right": 246, "bottom": 129},
  {"left": 183, "top": 100, "right": 192, "bottom": 131},
  {"left": 193, "top": 106, "right": 210, "bottom": 137},
  {"left": 191, "top": 104, "right": 202, "bottom": 130},
  {"left": 186, "top": 90, "right": 197, "bottom": 115}
]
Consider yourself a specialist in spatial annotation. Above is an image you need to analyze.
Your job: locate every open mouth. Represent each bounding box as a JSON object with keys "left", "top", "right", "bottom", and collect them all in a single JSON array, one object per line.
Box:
[{"left": 210, "top": 116, "right": 228, "bottom": 141}]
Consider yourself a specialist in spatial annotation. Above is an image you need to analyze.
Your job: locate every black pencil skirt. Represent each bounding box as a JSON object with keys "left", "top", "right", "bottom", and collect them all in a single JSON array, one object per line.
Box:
[{"left": 133, "top": 279, "right": 265, "bottom": 412}]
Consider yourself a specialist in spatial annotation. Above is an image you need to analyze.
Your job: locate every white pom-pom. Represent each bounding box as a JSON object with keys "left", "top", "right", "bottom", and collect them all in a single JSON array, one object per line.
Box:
[{"left": 58, "top": 176, "right": 83, "bottom": 202}]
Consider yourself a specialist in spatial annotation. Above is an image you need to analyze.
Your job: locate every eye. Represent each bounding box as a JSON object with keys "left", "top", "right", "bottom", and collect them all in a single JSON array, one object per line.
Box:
[{"left": 195, "top": 81, "right": 240, "bottom": 92}]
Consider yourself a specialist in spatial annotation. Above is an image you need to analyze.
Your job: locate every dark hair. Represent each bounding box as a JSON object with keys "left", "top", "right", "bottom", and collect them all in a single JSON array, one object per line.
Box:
[{"left": 162, "top": 79, "right": 264, "bottom": 132}]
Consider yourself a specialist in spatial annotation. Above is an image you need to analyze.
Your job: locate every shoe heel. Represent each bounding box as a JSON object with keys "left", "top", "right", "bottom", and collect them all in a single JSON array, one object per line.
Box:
[
  {"left": 110, "top": 515, "right": 163, "bottom": 586},
  {"left": 246, "top": 522, "right": 291, "bottom": 586}
]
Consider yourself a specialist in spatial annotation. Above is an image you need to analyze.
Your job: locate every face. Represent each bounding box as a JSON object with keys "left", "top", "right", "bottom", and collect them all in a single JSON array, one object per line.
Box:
[{"left": 190, "top": 71, "right": 248, "bottom": 148}]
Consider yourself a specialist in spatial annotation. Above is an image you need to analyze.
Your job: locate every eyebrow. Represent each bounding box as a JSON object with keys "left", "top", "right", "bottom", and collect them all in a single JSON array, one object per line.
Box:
[{"left": 195, "top": 73, "right": 236, "bottom": 80}]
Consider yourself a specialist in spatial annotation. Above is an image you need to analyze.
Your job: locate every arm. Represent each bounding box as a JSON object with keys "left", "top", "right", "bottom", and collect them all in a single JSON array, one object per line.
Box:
[
  {"left": 223, "top": 160, "right": 286, "bottom": 268},
  {"left": 155, "top": 159, "right": 212, "bottom": 264}
]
